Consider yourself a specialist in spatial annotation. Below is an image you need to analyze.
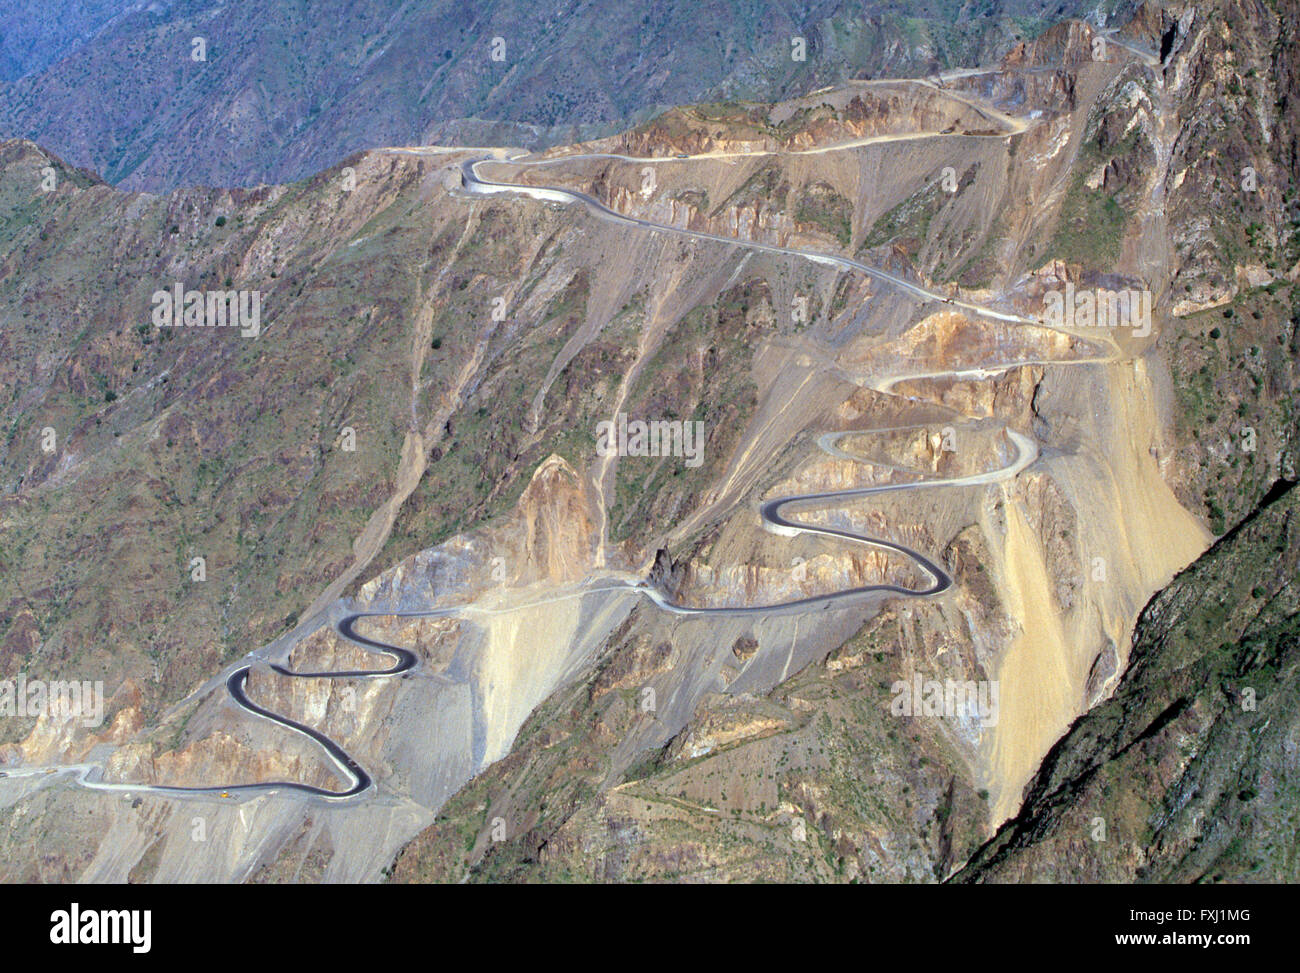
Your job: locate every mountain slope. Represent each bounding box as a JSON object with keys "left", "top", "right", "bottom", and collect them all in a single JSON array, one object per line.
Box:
[
  {"left": 0, "top": 1, "right": 1296, "bottom": 885},
  {"left": 0, "top": 0, "right": 131, "bottom": 81},
  {"left": 955, "top": 478, "right": 1300, "bottom": 883}
]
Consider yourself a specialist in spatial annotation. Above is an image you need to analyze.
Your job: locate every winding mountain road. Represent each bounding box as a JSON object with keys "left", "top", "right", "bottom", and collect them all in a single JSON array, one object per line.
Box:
[{"left": 12, "top": 77, "right": 1124, "bottom": 803}]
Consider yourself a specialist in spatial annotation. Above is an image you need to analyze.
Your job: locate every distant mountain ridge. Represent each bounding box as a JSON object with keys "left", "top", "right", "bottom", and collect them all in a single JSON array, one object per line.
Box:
[{"left": 0, "top": 0, "right": 1131, "bottom": 191}]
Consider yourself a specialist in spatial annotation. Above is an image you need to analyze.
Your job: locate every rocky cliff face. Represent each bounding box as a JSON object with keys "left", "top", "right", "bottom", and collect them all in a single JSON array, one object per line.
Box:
[{"left": 1155, "top": 0, "right": 1300, "bottom": 534}]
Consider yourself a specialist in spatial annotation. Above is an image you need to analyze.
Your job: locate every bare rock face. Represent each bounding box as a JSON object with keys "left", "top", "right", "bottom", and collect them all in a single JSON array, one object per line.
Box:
[
  {"left": 647, "top": 549, "right": 679, "bottom": 593},
  {"left": 515, "top": 455, "right": 600, "bottom": 585}
]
